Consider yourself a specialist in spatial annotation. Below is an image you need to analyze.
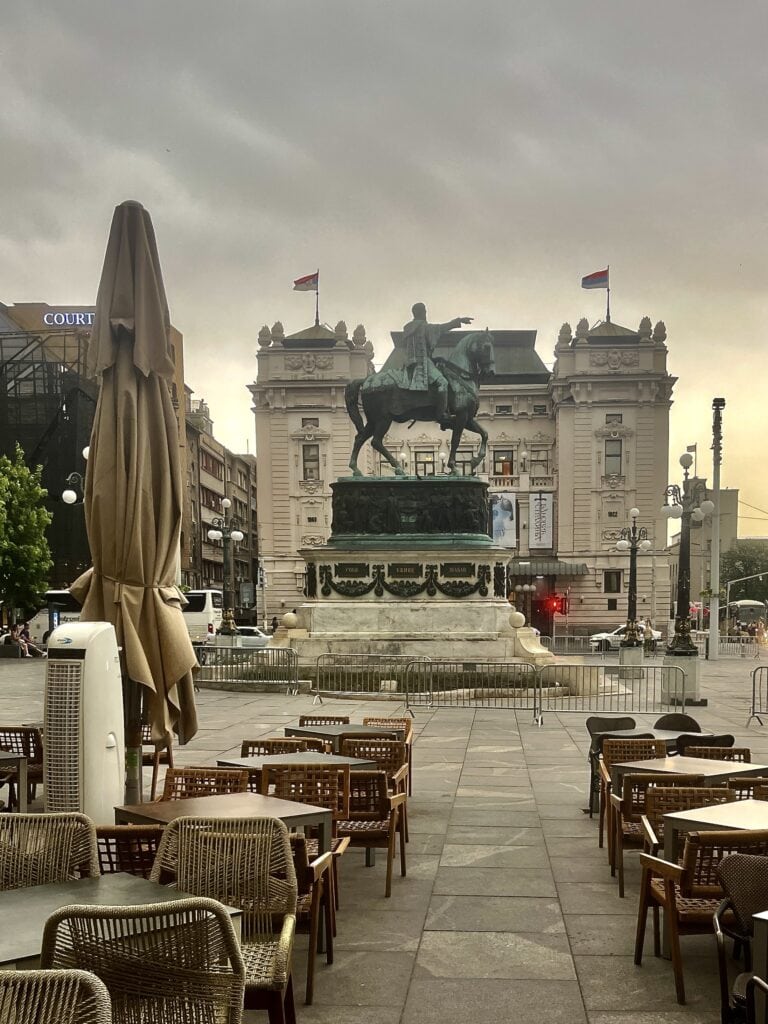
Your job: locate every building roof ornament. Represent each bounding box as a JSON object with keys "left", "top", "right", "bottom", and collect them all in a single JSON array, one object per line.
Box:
[
  {"left": 258, "top": 324, "right": 272, "bottom": 348},
  {"left": 575, "top": 318, "right": 590, "bottom": 342},
  {"left": 653, "top": 320, "right": 667, "bottom": 343},
  {"left": 352, "top": 324, "right": 367, "bottom": 347},
  {"left": 271, "top": 321, "right": 285, "bottom": 343},
  {"left": 638, "top": 316, "right": 652, "bottom": 339}
]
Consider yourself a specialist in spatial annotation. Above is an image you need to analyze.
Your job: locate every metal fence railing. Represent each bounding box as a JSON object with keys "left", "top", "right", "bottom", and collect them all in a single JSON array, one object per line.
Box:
[
  {"left": 193, "top": 644, "right": 299, "bottom": 695},
  {"left": 403, "top": 661, "right": 539, "bottom": 713},
  {"left": 749, "top": 666, "right": 768, "bottom": 727},
  {"left": 539, "top": 635, "right": 664, "bottom": 658},
  {"left": 699, "top": 636, "right": 762, "bottom": 659},
  {"left": 313, "top": 654, "right": 430, "bottom": 703},
  {"left": 535, "top": 662, "right": 686, "bottom": 716}
]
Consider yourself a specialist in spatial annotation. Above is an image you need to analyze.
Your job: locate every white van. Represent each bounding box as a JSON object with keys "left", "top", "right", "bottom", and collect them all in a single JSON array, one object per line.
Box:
[
  {"left": 182, "top": 589, "right": 224, "bottom": 642},
  {"left": 28, "top": 590, "right": 82, "bottom": 644}
]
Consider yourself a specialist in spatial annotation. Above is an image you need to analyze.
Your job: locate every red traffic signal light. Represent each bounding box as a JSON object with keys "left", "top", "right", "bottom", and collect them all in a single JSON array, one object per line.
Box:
[{"left": 549, "top": 595, "right": 569, "bottom": 615}]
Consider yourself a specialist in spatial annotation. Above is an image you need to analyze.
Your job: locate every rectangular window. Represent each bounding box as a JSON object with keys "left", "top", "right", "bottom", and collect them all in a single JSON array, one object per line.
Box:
[
  {"left": 493, "top": 448, "right": 515, "bottom": 476},
  {"left": 301, "top": 417, "right": 319, "bottom": 428},
  {"left": 200, "top": 449, "right": 224, "bottom": 480},
  {"left": 495, "top": 405, "right": 512, "bottom": 414},
  {"left": 529, "top": 447, "right": 550, "bottom": 474},
  {"left": 414, "top": 449, "right": 436, "bottom": 477},
  {"left": 604, "top": 570, "right": 622, "bottom": 593},
  {"left": 454, "top": 448, "right": 475, "bottom": 477},
  {"left": 605, "top": 413, "right": 623, "bottom": 425},
  {"left": 604, "top": 439, "right": 622, "bottom": 476},
  {"left": 607, "top": 598, "right": 618, "bottom": 611},
  {"left": 533, "top": 404, "right": 547, "bottom": 415},
  {"left": 302, "top": 443, "right": 320, "bottom": 481}
]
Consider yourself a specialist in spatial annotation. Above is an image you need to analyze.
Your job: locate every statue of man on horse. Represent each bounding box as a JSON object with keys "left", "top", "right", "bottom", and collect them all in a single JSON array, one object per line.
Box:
[{"left": 345, "top": 302, "right": 495, "bottom": 477}]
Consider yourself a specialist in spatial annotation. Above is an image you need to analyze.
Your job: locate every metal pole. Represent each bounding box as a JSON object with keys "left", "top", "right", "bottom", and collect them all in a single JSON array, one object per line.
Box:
[{"left": 708, "top": 398, "right": 725, "bottom": 660}]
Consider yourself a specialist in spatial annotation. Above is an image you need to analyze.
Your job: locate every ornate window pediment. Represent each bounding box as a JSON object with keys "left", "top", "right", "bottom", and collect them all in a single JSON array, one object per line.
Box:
[{"left": 594, "top": 424, "right": 634, "bottom": 440}]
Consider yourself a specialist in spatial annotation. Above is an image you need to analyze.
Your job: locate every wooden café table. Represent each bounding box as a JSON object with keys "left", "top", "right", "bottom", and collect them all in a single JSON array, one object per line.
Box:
[
  {"left": 217, "top": 750, "right": 379, "bottom": 784},
  {"left": 609, "top": 755, "right": 768, "bottom": 798},
  {"left": 662, "top": 797, "right": 768, "bottom": 862},
  {"left": 285, "top": 723, "right": 403, "bottom": 753}
]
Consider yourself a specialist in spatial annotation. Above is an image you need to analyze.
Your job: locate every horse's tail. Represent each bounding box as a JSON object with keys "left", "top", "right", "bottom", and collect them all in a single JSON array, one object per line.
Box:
[{"left": 345, "top": 379, "right": 366, "bottom": 433}]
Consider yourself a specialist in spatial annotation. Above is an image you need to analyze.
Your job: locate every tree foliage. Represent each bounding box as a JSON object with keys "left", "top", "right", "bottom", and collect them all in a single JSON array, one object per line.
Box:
[
  {"left": 0, "top": 444, "right": 53, "bottom": 618},
  {"left": 720, "top": 541, "right": 768, "bottom": 604}
]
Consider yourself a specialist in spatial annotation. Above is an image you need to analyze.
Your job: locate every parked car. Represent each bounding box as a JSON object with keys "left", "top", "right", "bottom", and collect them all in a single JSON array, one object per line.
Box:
[
  {"left": 231, "top": 626, "right": 270, "bottom": 648},
  {"left": 589, "top": 624, "right": 661, "bottom": 652}
]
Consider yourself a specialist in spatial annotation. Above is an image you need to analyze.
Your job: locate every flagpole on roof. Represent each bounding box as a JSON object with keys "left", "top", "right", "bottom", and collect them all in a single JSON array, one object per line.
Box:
[
  {"left": 315, "top": 269, "right": 320, "bottom": 327},
  {"left": 606, "top": 265, "right": 611, "bottom": 323}
]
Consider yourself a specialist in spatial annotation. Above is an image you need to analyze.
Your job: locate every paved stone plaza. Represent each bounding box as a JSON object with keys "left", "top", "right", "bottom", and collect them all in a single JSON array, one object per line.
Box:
[{"left": 2, "top": 654, "right": 766, "bottom": 1023}]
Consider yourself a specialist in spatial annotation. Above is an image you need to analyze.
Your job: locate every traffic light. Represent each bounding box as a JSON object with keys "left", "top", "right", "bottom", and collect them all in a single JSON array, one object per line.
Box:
[{"left": 549, "top": 595, "right": 569, "bottom": 615}]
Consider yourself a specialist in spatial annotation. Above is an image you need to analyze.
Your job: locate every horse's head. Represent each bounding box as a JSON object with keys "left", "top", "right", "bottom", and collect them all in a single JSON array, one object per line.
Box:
[{"left": 465, "top": 330, "right": 495, "bottom": 378}]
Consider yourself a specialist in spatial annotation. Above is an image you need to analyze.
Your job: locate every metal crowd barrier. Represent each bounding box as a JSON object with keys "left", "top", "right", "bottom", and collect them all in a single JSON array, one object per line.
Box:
[
  {"left": 692, "top": 635, "right": 761, "bottom": 659},
  {"left": 403, "top": 661, "right": 539, "bottom": 713},
  {"left": 312, "top": 653, "right": 430, "bottom": 704},
  {"left": 193, "top": 644, "right": 299, "bottom": 694},
  {"left": 749, "top": 666, "right": 768, "bottom": 726}
]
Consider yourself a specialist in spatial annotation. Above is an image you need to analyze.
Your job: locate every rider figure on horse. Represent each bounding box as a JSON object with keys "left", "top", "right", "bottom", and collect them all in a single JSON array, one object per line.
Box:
[{"left": 402, "top": 303, "right": 473, "bottom": 429}]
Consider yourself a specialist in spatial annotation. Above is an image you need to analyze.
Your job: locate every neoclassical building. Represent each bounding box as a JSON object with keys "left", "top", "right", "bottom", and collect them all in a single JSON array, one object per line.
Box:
[{"left": 250, "top": 313, "right": 674, "bottom": 635}]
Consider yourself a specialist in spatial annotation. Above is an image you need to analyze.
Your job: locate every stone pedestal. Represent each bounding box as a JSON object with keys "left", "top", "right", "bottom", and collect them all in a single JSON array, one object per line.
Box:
[
  {"left": 618, "top": 644, "right": 644, "bottom": 681},
  {"left": 662, "top": 654, "right": 707, "bottom": 706}
]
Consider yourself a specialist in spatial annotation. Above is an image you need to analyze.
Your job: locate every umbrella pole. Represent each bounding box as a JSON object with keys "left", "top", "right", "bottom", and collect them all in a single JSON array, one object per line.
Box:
[{"left": 123, "top": 675, "right": 143, "bottom": 804}]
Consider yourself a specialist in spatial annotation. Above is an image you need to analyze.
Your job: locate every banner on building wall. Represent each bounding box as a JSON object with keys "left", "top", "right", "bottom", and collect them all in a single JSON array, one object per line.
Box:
[
  {"left": 490, "top": 492, "right": 517, "bottom": 549},
  {"left": 529, "top": 492, "right": 554, "bottom": 549}
]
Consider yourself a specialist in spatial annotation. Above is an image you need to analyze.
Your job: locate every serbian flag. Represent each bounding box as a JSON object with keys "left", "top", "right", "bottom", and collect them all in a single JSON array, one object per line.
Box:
[
  {"left": 293, "top": 271, "right": 319, "bottom": 292},
  {"left": 581, "top": 267, "right": 609, "bottom": 290}
]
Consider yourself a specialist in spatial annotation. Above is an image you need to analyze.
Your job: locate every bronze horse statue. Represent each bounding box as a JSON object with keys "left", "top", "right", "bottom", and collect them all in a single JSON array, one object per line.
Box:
[{"left": 345, "top": 330, "right": 495, "bottom": 476}]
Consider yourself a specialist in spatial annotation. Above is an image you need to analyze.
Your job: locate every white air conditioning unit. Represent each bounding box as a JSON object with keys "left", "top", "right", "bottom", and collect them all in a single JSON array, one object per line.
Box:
[{"left": 44, "top": 622, "right": 125, "bottom": 824}]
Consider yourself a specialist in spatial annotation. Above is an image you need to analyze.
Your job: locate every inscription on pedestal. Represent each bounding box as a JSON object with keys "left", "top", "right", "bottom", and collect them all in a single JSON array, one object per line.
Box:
[
  {"left": 334, "top": 563, "right": 369, "bottom": 578},
  {"left": 440, "top": 562, "right": 475, "bottom": 578},
  {"left": 388, "top": 564, "right": 423, "bottom": 578}
]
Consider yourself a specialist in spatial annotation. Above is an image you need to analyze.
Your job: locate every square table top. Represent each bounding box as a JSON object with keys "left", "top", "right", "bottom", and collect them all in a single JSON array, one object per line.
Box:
[
  {"left": 115, "top": 790, "right": 332, "bottom": 826},
  {"left": 285, "top": 723, "right": 403, "bottom": 740},
  {"left": 663, "top": 798, "right": 768, "bottom": 831},
  {"left": 613, "top": 756, "right": 768, "bottom": 779},
  {"left": 217, "top": 751, "right": 378, "bottom": 771},
  {"left": 0, "top": 872, "right": 240, "bottom": 967},
  {"left": 0, "top": 751, "right": 26, "bottom": 764},
  {"left": 596, "top": 728, "right": 715, "bottom": 743}
]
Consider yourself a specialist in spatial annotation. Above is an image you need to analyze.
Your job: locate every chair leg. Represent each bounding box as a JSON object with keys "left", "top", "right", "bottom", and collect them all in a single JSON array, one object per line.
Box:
[
  {"left": 616, "top": 819, "right": 625, "bottom": 898},
  {"left": 305, "top": 884, "right": 321, "bottom": 1004},
  {"left": 265, "top": 990, "right": 287, "bottom": 1024},
  {"left": 399, "top": 807, "right": 407, "bottom": 879},
  {"left": 652, "top": 906, "right": 661, "bottom": 957},
  {"left": 150, "top": 752, "right": 160, "bottom": 801},
  {"left": 598, "top": 780, "right": 606, "bottom": 848},
  {"left": 323, "top": 877, "right": 334, "bottom": 965},
  {"left": 284, "top": 975, "right": 296, "bottom": 1024},
  {"left": 634, "top": 867, "right": 651, "bottom": 965},
  {"left": 664, "top": 879, "right": 686, "bottom": 1004}
]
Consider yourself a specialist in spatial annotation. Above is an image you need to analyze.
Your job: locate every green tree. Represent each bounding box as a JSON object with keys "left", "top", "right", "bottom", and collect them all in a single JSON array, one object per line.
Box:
[
  {"left": 0, "top": 444, "right": 53, "bottom": 621},
  {"left": 720, "top": 541, "right": 768, "bottom": 605}
]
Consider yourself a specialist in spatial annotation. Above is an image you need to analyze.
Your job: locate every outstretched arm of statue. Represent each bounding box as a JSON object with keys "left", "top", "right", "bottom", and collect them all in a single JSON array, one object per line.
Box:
[{"left": 459, "top": 317, "right": 473, "bottom": 325}]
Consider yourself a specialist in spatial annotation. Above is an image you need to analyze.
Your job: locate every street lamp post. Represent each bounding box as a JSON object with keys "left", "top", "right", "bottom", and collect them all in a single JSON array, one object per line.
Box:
[
  {"left": 207, "top": 498, "right": 244, "bottom": 635},
  {"left": 661, "top": 453, "right": 714, "bottom": 656},
  {"left": 615, "top": 508, "right": 652, "bottom": 647}
]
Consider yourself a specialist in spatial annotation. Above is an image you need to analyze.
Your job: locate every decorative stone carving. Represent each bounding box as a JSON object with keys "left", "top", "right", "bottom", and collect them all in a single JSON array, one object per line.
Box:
[
  {"left": 271, "top": 321, "right": 284, "bottom": 341},
  {"left": 285, "top": 352, "right": 334, "bottom": 374},
  {"left": 589, "top": 349, "right": 639, "bottom": 369},
  {"left": 334, "top": 320, "right": 348, "bottom": 341},
  {"left": 258, "top": 325, "right": 272, "bottom": 347},
  {"left": 317, "top": 562, "right": 491, "bottom": 600},
  {"left": 301, "top": 534, "right": 325, "bottom": 546},
  {"left": 362, "top": 340, "right": 374, "bottom": 358},
  {"left": 576, "top": 318, "right": 590, "bottom": 340},
  {"left": 653, "top": 320, "right": 667, "bottom": 343},
  {"left": 601, "top": 528, "right": 624, "bottom": 541},
  {"left": 638, "top": 316, "right": 652, "bottom": 339},
  {"left": 299, "top": 479, "right": 321, "bottom": 494},
  {"left": 558, "top": 322, "right": 572, "bottom": 343},
  {"left": 352, "top": 324, "right": 367, "bottom": 347}
]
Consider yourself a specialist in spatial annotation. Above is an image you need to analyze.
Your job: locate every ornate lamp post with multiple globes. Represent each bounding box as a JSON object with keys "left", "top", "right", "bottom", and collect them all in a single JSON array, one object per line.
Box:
[
  {"left": 661, "top": 452, "right": 714, "bottom": 656},
  {"left": 615, "top": 508, "right": 652, "bottom": 647},
  {"left": 207, "top": 498, "right": 244, "bottom": 635}
]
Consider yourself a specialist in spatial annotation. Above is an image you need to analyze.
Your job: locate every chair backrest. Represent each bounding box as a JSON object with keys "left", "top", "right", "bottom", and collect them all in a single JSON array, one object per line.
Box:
[
  {"left": 160, "top": 767, "right": 249, "bottom": 801},
  {"left": 95, "top": 825, "right": 165, "bottom": 879},
  {"left": 644, "top": 786, "right": 737, "bottom": 840},
  {"left": 686, "top": 746, "right": 751, "bottom": 763},
  {"left": 0, "top": 812, "right": 99, "bottom": 890},
  {"left": 261, "top": 763, "right": 350, "bottom": 819},
  {"left": 0, "top": 968, "right": 112, "bottom": 1024},
  {"left": 363, "top": 716, "right": 414, "bottom": 740},
  {"left": 652, "top": 713, "right": 701, "bottom": 732},
  {"left": 289, "top": 833, "right": 314, "bottom": 899},
  {"left": 149, "top": 817, "right": 297, "bottom": 944},
  {"left": 677, "top": 733, "right": 734, "bottom": 756},
  {"left": 717, "top": 853, "right": 768, "bottom": 937},
  {"left": 618, "top": 773, "right": 705, "bottom": 820},
  {"left": 40, "top": 897, "right": 245, "bottom": 1024},
  {"left": 0, "top": 725, "right": 43, "bottom": 765},
  {"left": 586, "top": 715, "right": 636, "bottom": 741},
  {"left": 341, "top": 737, "right": 408, "bottom": 776},
  {"left": 240, "top": 737, "right": 325, "bottom": 757},
  {"left": 298, "top": 716, "right": 350, "bottom": 727},
  {"left": 601, "top": 737, "right": 667, "bottom": 769},
  {"left": 681, "top": 829, "right": 768, "bottom": 898},
  {"left": 345, "top": 771, "right": 391, "bottom": 821},
  {"left": 727, "top": 777, "right": 768, "bottom": 800}
]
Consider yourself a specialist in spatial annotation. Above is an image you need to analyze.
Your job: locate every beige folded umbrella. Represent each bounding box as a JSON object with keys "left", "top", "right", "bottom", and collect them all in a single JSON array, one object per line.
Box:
[{"left": 71, "top": 200, "right": 198, "bottom": 802}]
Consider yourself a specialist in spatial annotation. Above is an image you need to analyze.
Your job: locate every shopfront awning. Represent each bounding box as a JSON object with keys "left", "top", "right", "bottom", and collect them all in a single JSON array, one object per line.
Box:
[{"left": 508, "top": 560, "right": 589, "bottom": 577}]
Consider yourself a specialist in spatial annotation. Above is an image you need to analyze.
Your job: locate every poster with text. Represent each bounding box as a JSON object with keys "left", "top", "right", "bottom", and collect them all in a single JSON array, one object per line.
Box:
[
  {"left": 490, "top": 491, "right": 517, "bottom": 548},
  {"left": 528, "top": 492, "right": 554, "bottom": 549}
]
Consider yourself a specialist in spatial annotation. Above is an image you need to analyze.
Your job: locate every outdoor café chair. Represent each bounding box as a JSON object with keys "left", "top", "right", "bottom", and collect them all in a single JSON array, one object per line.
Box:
[
  {"left": 95, "top": 824, "right": 165, "bottom": 879},
  {"left": 677, "top": 733, "right": 735, "bottom": 756},
  {"left": 727, "top": 778, "right": 768, "bottom": 800},
  {"left": 634, "top": 828, "right": 768, "bottom": 1004},
  {"left": 290, "top": 833, "right": 334, "bottom": 1005},
  {"left": 610, "top": 772, "right": 704, "bottom": 897},
  {"left": 150, "top": 816, "right": 296, "bottom": 1022},
  {"left": 336, "top": 770, "right": 407, "bottom": 898},
  {"left": 298, "top": 715, "right": 350, "bottom": 727},
  {"left": 0, "top": 968, "right": 112, "bottom": 1024},
  {"left": 160, "top": 766, "right": 249, "bottom": 801},
  {"left": 0, "top": 811, "right": 99, "bottom": 890},
  {"left": 240, "top": 737, "right": 326, "bottom": 758},
  {"left": 363, "top": 716, "right": 415, "bottom": 794},
  {"left": 686, "top": 746, "right": 751, "bottom": 763},
  {"left": 746, "top": 976, "right": 768, "bottom": 1024},
  {"left": 0, "top": 725, "right": 44, "bottom": 810},
  {"left": 341, "top": 736, "right": 410, "bottom": 839},
  {"left": 653, "top": 713, "right": 702, "bottom": 733},
  {"left": 585, "top": 716, "right": 637, "bottom": 817},
  {"left": 141, "top": 724, "right": 173, "bottom": 801},
  {"left": 642, "top": 786, "right": 737, "bottom": 857},
  {"left": 714, "top": 853, "right": 768, "bottom": 1023},
  {"left": 41, "top": 897, "right": 245, "bottom": 1024},
  {"left": 599, "top": 737, "right": 666, "bottom": 855}
]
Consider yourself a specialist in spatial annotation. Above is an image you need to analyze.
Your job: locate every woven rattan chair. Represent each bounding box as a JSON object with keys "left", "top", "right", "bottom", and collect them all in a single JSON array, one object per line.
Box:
[
  {"left": 141, "top": 724, "right": 174, "bottom": 801},
  {"left": 685, "top": 746, "right": 751, "bottom": 763},
  {"left": 652, "top": 713, "right": 701, "bottom": 733},
  {"left": 635, "top": 829, "right": 768, "bottom": 1004},
  {"left": 96, "top": 825, "right": 165, "bottom": 879},
  {"left": 726, "top": 777, "right": 768, "bottom": 800},
  {"left": 642, "top": 786, "right": 737, "bottom": 858},
  {"left": 363, "top": 717, "right": 415, "bottom": 794},
  {"left": 609, "top": 773, "right": 704, "bottom": 897},
  {"left": 41, "top": 897, "right": 245, "bottom": 1023},
  {"left": 599, "top": 737, "right": 666, "bottom": 855},
  {"left": 150, "top": 816, "right": 297, "bottom": 1020},
  {"left": 290, "top": 833, "right": 333, "bottom": 1005},
  {"left": 585, "top": 716, "right": 637, "bottom": 817},
  {"left": 239, "top": 738, "right": 327, "bottom": 791},
  {"left": 336, "top": 770, "right": 406, "bottom": 898},
  {"left": 0, "top": 725, "right": 44, "bottom": 810},
  {"left": 0, "top": 969, "right": 112, "bottom": 1024},
  {"left": 298, "top": 715, "right": 350, "bottom": 727},
  {"left": 714, "top": 854, "right": 768, "bottom": 1023},
  {"left": 0, "top": 812, "right": 99, "bottom": 890},
  {"left": 676, "top": 733, "right": 734, "bottom": 756},
  {"left": 341, "top": 737, "right": 409, "bottom": 839},
  {"left": 160, "top": 766, "right": 249, "bottom": 801}
]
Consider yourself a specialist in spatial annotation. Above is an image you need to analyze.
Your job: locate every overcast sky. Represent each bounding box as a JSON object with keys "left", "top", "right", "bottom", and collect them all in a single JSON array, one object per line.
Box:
[{"left": 2, "top": 1, "right": 767, "bottom": 535}]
